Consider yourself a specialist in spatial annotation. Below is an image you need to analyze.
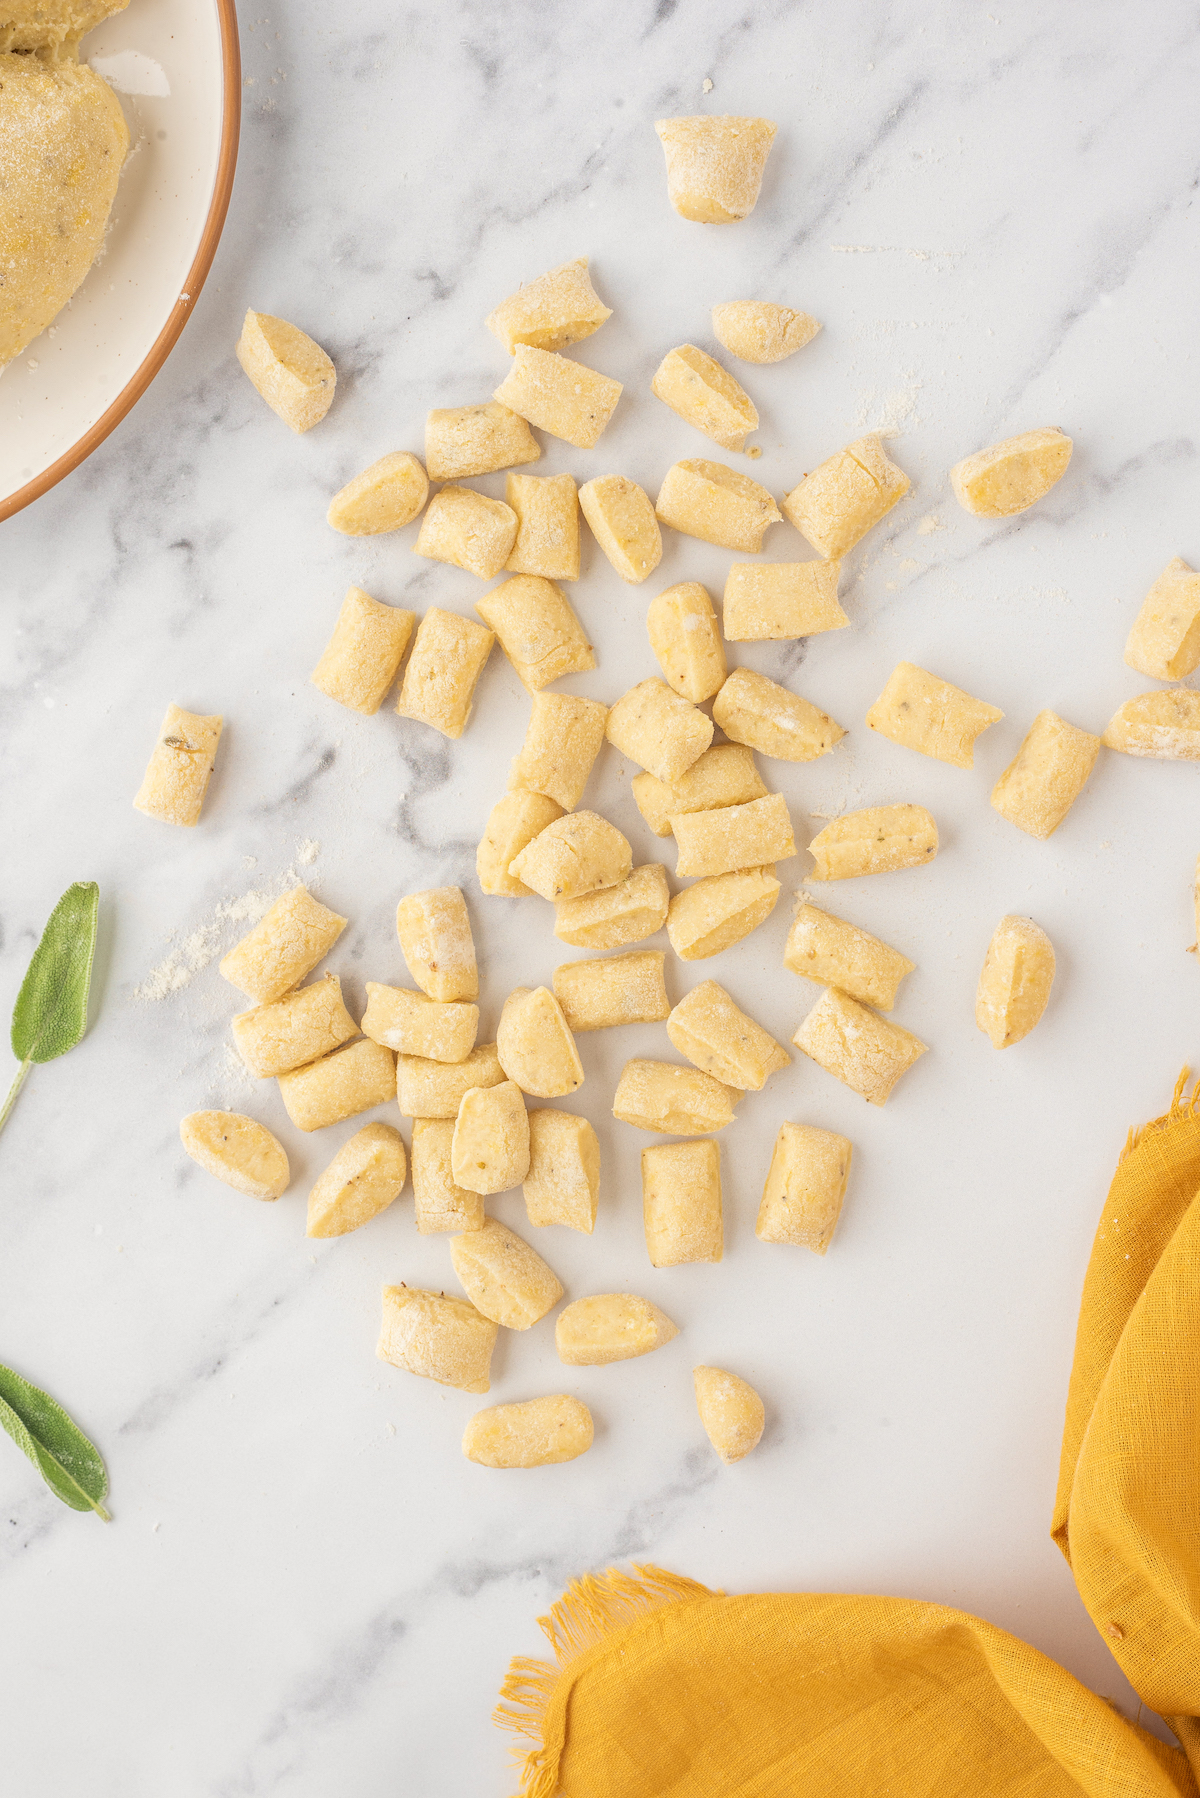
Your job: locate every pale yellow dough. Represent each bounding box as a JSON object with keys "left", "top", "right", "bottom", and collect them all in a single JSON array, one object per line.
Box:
[
  {"left": 991, "top": 711, "right": 1101, "bottom": 839},
  {"left": 711, "top": 302, "right": 821, "bottom": 365},
  {"left": 950, "top": 428, "right": 1072, "bottom": 517},
  {"left": 277, "top": 1038, "right": 397, "bottom": 1133},
  {"left": 311, "top": 587, "right": 415, "bottom": 716},
  {"left": 236, "top": 310, "right": 335, "bottom": 434},
  {"left": 976, "top": 916, "right": 1055, "bottom": 1049},
  {"left": 486, "top": 256, "right": 611, "bottom": 355},
  {"left": 633, "top": 745, "right": 767, "bottom": 840},
  {"left": 413, "top": 488, "right": 517, "bottom": 580},
  {"left": 395, "top": 608, "right": 495, "bottom": 737},
  {"left": 180, "top": 1111, "right": 289, "bottom": 1201},
  {"left": 553, "top": 952, "right": 669, "bottom": 1033},
  {"left": 463, "top": 1395, "right": 594, "bottom": 1468},
  {"left": 556, "top": 1294, "right": 678, "bottom": 1365},
  {"left": 722, "top": 561, "right": 847, "bottom": 640},
  {"left": 713, "top": 668, "right": 844, "bottom": 764},
  {"left": 306, "top": 1124, "right": 406, "bottom": 1238},
  {"left": 655, "top": 115, "right": 777, "bottom": 223},
  {"left": 578, "top": 475, "right": 663, "bottom": 583},
  {"left": 784, "top": 902, "right": 914, "bottom": 1011},
  {"left": 794, "top": 987, "right": 927, "bottom": 1107},
  {"left": 133, "top": 705, "right": 223, "bottom": 827},
  {"left": 327, "top": 453, "right": 428, "bottom": 535},
  {"left": 666, "top": 980, "right": 790, "bottom": 1090},
  {"left": 646, "top": 582, "right": 727, "bottom": 702},
  {"left": 505, "top": 473, "right": 581, "bottom": 581},
  {"left": 612, "top": 1058, "right": 739, "bottom": 1136},
  {"left": 397, "top": 1042, "right": 504, "bottom": 1119},
  {"left": 232, "top": 973, "right": 358, "bottom": 1078},
  {"left": 509, "top": 811, "right": 632, "bottom": 901},
  {"left": 410, "top": 1118, "right": 484, "bottom": 1234},
  {"left": 756, "top": 1122, "right": 852, "bottom": 1254},
  {"left": 666, "top": 866, "right": 780, "bottom": 961},
  {"left": 656, "top": 459, "right": 782, "bottom": 552},
  {"left": 671, "top": 793, "right": 796, "bottom": 879},
  {"left": 494, "top": 344, "right": 622, "bottom": 448},
  {"left": 651, "top": 344, "right": 758, "bottom": 452},
  {"left": 693, "top": 1367, "right": 765, "bottom": 1463},
  {"left": 396, "top": 887, "right": 478, "bottom": 1001},
  {"left": 478, "top": 793, "right": 565, "bottom": 897},
  {"left": 1102, "top": 689, "right": 1200, "bottom": 760},
  {"left": 606, "top": 678, "right": 713, "bottom": 784},
  {"left": 507, "top": 691, "right": 608, "bottom": 811},
  {"left": 377, "top": 1286, "right": 497, "bottom": 1394},
  {"left": 1, "top": 1, "right": 127, "bottom": 58},
  {"left": 1124, "top": 557, "right": 1200, "bottom": 681},
  {"left": 360, "top": 983, "right": 478, "bottom": 1064},
  {"left": 643, "top": 1140, "right": 723, "bottom": 1266},
  {"left": 553, "top": 864, "right": 671, "bottom": 950},
  {"left": 806, "top": 806, "right": 938, "bottom": 881},
  {"left": 782, "top": 435, "right": 910, "bottom": 559},
  {"left": 524, "top": 1110, "right": 600, "bottom": 1232},
  {"left": 497, "top": 986, "right": 584, "bottom": 1098},
  {"left": 424, "top": 402, "right": 539, "bottom": 482},
  {"left": 220, "top": 886, "right": 347, "bottom": 1006},
  {"left": 476, "top": 575, "right": 594, "bottom": 692},
  {"left": 451, "top": 1081, "right": 531, "bottom": 1195},
  {"left": 866, "top": 662, "right": 1003, "bottom": 769},
  {"left": 449, "top": 1217, "right": 562, "bottom": 1328}
]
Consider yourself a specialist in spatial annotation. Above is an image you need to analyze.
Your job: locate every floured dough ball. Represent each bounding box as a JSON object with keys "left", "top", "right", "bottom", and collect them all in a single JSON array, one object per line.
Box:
[
  {"left": 0, "top": 0, "right": 127, "bottom": 57},
  {"left": 655, "top": 115, "right": 777, "bottom": 222},
  {"left": 0, "top": 55, "right": 128, "bottom": 367},
  {"left": 237, "top": 310, "right": 336, "bottom": 433},
  {"left": 711, "top": 302, "right": 821, "bottom": 364}
]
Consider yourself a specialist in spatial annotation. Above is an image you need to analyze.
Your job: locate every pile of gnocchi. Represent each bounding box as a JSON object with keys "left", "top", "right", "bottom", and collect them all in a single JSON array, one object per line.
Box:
[{"left": 139, "top": 114, "right": 1200, "bottom": 1472}]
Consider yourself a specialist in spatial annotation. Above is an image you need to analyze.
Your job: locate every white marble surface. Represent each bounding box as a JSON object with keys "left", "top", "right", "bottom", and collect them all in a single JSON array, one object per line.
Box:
[{"left": 3, "top": 0, "right": 1199, "bottom": 1790}]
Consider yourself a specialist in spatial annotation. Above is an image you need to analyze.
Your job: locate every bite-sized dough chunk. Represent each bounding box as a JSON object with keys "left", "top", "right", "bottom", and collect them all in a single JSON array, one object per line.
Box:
[
  {"left": 713, "top": 668, "right": 845, "bottom": 764},
  {"left": 424, "top": 402, "right": 540, "bottom": 482},
  {"left": 667, "top": 866, "right": 780, "bottom": 960},
  {"left": 220, "top": 885, "right": 347, "bottom": 1006},
  {"left": 497, "top": 986, "right": 584, "bottom": 1098},
  {"left": 232, "top": 973, "right": 358, "bottom": 1078},
  {"left": 666, "top": 980, "right": 790, "bottom": 1090},
  {"left": 976, "top": 915, "right": 1056, "bottom": 1049},
  {"left": 507, "top": 692, "right": 608, "bottom": 811},
  {"left": 785, "top": 902, "right": 914, "bottom": 1011},
  {"left": 553, "top": 951, "right": 670, "bottom": 1032},
  {"left": 554, "top": 863, "right": 671, "bottom": 949},
  {"left": 606, "top": 678, "right": 713, "bottom": 784},
  {"left": 643, "top": 1139, "right": 723, "bottom": 1266},
  {"left": 612, "top": 1059, "right": 739, "bottom": 1135},
  {"left": 756, "top": 1121, "right": 851, "bottom": 1254},
  {"left": 782, "top": 434, "right": 910, "bottom": 559},
  {"left": 396, "top": 886, "right": 479, "bottom": 1001},
  {"left": 410, "top": 1118, "right": 485, "bottom": 1234},
  {"left": 327, "top": 452, "right": 429, "bottom": 535},
  {"left": 723, "top": 561, "right": 847, "bottom": 640},
  {"left": 866, "top": 662, "right": 1003, "bottom": 769},
  {"left": 397, "top": 1042, "right": 504, "bottom": 1119},
  {"left": 646, "top": 582, "right": 727, "bottom": 702},
  {"left": 524, "top": 1109, "right": 600, "bottom": 1232},
  {"left": 377, "top": 1286, "right": 496, "bottom": 1393},
  {"left": 463, "top": 1395, "right": 594, "bottom": 1468},
  {"left": 449, "top": 1216, "right": 561, "bottom": 1328},
  {"left": 652, "top": 344, "right": 759, "bottom": 452},
  {"left": 494, "top": 345, "right": 622, "bottom": 449},
  {"left": 277, "top": 1038, "right": 397, "bottom": 1132},
  {"left": 991, "top": 711, "right": 1101, "bottom": 839},
  {"left": 395, "top": 607, "right": 495, "bottom": 737},
  {"left": 451, "top": 1082, "right": 531, "bottom": 1195},
  {"left": 578, "top": 475, "right": 663, "bottom": 583},
  {"left": 133, "top": 704, "right": 223, "bottom": 827},
  {"left": 656, "top": 459, "right": 782, "bottom": 552},
  {"left": 486, "top": 257, "right": 612, "bottom": 356},
  {"left": 794, "top": 988, "right": 927, "bottom": 1106},
  {"left": 505, "top": 473, "right": 581, "bottom": 581},
  {"left": 478, "top": 792, "right": 565, "bottom": 897},
  {"left": 180, "top": 1111, "right": 289, "bottom": 1201},
  {"left": 694, "top": 1366, "right": 765, "bottom": 1464},
  {"left": 633, "top": 745, "right": 768, "bottom": 838},
  {"left": 555, "top": 1294, "right": 679, "bottom": 1365},
  {"left": 672, "top": 792, "right": 796, "bottom": 879},
  {"left": 236, "top": 309, "right": 335, "bottom": 433},
  {"left": 510, "top": 811, "right": 633, "bottom": 901},
  {"left": 711, "top": 302, "right": 821, "bottom": 365},
  {"left": 950, "top": 428, "right": 1072, "bottom": 518},
  {"left": 311, "top": 586, "right": 415, "bottom": 716},
  {"left": 1102, "top": 689, "right": 1200, "bottom": 760},
  {"left": 1125, "top": 558, "right": 1200, "bottom": 682},
  {"left": 361, "top": 983, "right": 479, "bottom": 1064},
  {"left": 306, "top": 1123, "right": 407, "bottom": 1238},
  {"left": 807, "top": 806, "right": 938, "bottom": 881},
  {"left": 476, "top": 574, "right": 594, "bottom": 693},
  {"left": 413, "top": 487, "right": 517, "bottom": 580},
  {"left": 655, "top": 115, "right": 777, "bottom": 223}
]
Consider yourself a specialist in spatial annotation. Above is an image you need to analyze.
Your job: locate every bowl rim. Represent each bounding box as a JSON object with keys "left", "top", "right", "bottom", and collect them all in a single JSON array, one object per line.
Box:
[{"left": 0, "top": 0, "right": 242, "bottom": 526}]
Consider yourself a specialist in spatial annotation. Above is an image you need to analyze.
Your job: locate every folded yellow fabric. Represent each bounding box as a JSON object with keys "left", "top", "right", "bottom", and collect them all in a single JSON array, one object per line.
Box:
[{"left": 497, "top": 1076, "right": 1200, "bottom": 1797}]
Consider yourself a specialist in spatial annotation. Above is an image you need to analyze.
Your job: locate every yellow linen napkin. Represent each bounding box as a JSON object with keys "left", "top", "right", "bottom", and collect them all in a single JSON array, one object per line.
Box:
[{"left": 496, "top": 1075, "right": 1200, "bottom": 1797}]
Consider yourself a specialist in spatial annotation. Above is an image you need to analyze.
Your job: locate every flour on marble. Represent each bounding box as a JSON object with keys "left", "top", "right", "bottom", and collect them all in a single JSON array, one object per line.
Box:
[
  {"left": 917, "top": 514, "right": 944, "bottom": 534},
  {"left": 854, "top": 379, "right": 922, "bottom": 437}
]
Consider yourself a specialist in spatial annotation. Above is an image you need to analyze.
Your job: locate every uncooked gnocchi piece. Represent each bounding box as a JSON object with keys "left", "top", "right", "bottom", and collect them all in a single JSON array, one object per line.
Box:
[
  {"left": 781, "top": 434, "right": 910, "bottom": 559},
  {"left": 394, "top": 608, "right": 496, "bottom": 738},
  {"left": 476, "top": 575, "right": 594, "bottom": 692},
  {"left": 645, "top": 582, "right": 727, "bottom": 703},
  {"left": 666, "top": 980, "right": 790, "bottom": 1090},
  {"left": 578, "top": 474, "right": 663, "bottom": 583},
  {"left": 478, "top": 792, "right": 565, "bottom": 897},
  {"left": 377, "top": 1286, "right": 497, "bottom": 1393},
  {"left": 180, "top": 1111, "right": 290, "bottom": 1201},
  {"left": 806, "top": 806, "right": 938, "bottom": 881},
  {"left": 311, "top": 587, "right": 415, "bottom": 716},
  {"left": 553, "top": 863, "right": 671, "bottom": 950},
  {"left": 397, "top": 1042, "right": 504, "bottom": 1119},
  {"left": 784, "top": 901, "right": 914, "bottom": 1011},
  {"left": 306, "top": 1123, "right": 407, "bottom": 1238},
  {"left": 449, "top": 1216, "right": 562, "bottom": 1329},
  {"left": 950, "top": 428, "right": 1072, "bottom": 518},
  {"left": 410, "top": 1117, "right": 485, "bottom": 1234},
  {"left": 463, "top": 1395, "right": 594, "bottom": 1467},
  {"left": 220, "top": 885, "right": 347, "bottom": 1006},
  {"left": 486, "top": 256, "right": 612, "bottom": 355},
  {"left": 133, "top": 704, "right": 223, "bottom": 827},
  {"left": 711, "top": 301, "right": 821, "bottom": 365},
  {"left": 612, "top": 1059, "right": 739, "bottom": 1136},
  {"left": 756, "top": 1121, "right": 852, "bottom": 1253},
  {"left": 232, "top": 973, "right": 358, "bottom": 1078},
  {"left": 693, "top": 1367, "right": 765, "bottom": 1463},
  {"left": 866, "top": 662, "right": 1003, "bottom": 769},
  {"left": 497, "top": 986, "right": 584, "bottom": 1098},
  {"left": 360, "top": 983, "right": 479, "bottom": 1064},
  {"left": 451, "top": 1081, "right": 531, "bottom": 1195},
  {"left": 552, "top": 951, "right": 670, "bottom": 1032},
  {"left": 509, "top": 811, "right": 633, "bottom": 901},
  {"left": 413, "top": 487, "right": 518, "bottom": 580},
  {"left": 713, "top": 668, "right": 845, "bottom": 764},
  {"left": 504, "top": 472, "right": 581, "bottom": 581},
  {"left": 1124, "top": 557, "right": 1200, "bottom": 681},
  {"left": 555, "top": 1294, "right": 679, "bottom": 1365},
  {"left": 632, "top": 745, "right": 767, "bottom": 838},
  {"left": 606, "top": 678, "right": 713, "bottom": 784},
  {"left": 327, "top": 452, "right": 429, "bottom": 535},
  {"left": 793, "top": 988, "right": 926, "bottom": 1107},
  {"left": 656, "top": 459, "right": 782, "bottom": 552},
  {"left": 990, "top": 710, "right": 1101, "bottom": 839},
  {"left": 277, "top": 1037, "right": 397, "bottom": 1132},
  {"left": 975, "top": 916, "right": 1056, "bottom": 1049},
  {"left": 494, "top": 345, "right": 622, "bottom": 449},
  {"left": 671, "top": 792, "right": 797, "bottom": 879},
  {"left": 666, "top": 866, "right": 781, "bottom": 961},
  {"left": 722, "top": 561, "right": 847, "bottom": 640},
  {"left": 643, "top": 1140, "right": 723, "bottom": 1266},
  {"left": 1102, "top": 688, "right": 1200, "bottom": 760},
  {"left": 651, "top": 344, "right": 758, "bottom": 452},
  {"left": 507, "top": 691, "right": 608, "bottom": 811},
  {"left": 524, "top": 1109, "right": 600, "bottom": 1232},
  {"left": 236, "top": 310, "right": 335, "bottom": 433},
  {"left": 396, "top": 886, "right": 478, "bottom": 1002},
  {"left": 424, "top": 402, "right": 540, "bottom": 482},
  {"left": 654, "top": 115, "right": 777, "bottom": 223}
]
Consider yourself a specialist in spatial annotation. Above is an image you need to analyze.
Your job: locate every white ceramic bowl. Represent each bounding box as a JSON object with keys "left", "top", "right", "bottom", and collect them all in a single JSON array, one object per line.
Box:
[{"left": 0, "top": 0, "right": 239, "bottom": 522}]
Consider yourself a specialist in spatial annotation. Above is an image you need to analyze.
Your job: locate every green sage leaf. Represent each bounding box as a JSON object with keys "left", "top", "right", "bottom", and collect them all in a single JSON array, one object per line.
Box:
[
  {"left": 0, "top": 1364, "right": 110, "bottom": 1518},
  {"left": 11, "top": 881, "right": 99, "bottom": 1064}
]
